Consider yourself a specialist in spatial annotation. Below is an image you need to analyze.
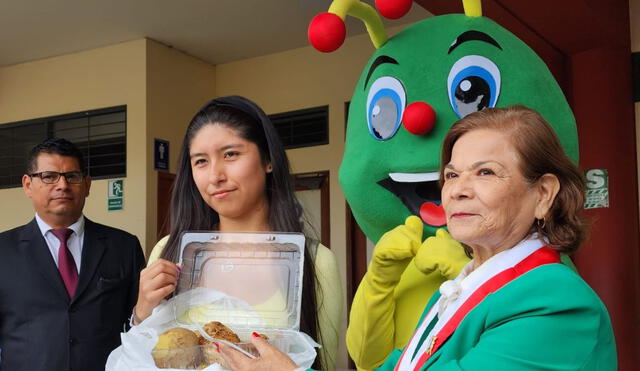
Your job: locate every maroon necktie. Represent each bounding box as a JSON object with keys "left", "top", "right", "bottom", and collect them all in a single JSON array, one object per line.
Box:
[{"left": 51, "top": 228, "right": 78, "bottom": 297}]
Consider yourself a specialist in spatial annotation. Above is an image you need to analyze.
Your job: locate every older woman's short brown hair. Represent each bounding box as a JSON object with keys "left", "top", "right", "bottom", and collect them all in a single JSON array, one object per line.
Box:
[{"left": 439, "top": 105, "right": 587, "bottom": 254}]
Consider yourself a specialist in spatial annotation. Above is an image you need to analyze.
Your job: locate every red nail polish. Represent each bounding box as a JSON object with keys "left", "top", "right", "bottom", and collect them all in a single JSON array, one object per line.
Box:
[{"left": 252, "top": 332, "right": 260, "bottom": 338}]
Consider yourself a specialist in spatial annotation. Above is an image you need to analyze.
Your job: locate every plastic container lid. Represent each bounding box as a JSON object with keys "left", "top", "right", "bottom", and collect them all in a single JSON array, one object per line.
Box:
[{"left": 173, "top": 232, "right": 305, "bottom": 331}]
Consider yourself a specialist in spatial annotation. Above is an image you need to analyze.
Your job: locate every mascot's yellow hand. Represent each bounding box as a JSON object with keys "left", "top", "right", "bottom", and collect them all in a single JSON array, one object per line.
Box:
[
  {"left": 369, "top": 216, "right": 423, "bottom": 286},
  {"left": 414, "top": 228, "right": 470, "bottom": 280}
]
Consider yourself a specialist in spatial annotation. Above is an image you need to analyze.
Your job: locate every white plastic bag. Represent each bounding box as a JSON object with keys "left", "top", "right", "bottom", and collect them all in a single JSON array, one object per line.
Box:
[{"left": 106, "top": 289, "right": 318, "bottom": 371}]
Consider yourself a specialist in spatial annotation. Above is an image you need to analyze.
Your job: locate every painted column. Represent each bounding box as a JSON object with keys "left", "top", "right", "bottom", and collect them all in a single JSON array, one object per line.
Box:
[{"left": 570, "top": 46, "right": 640, "bottom": 370}]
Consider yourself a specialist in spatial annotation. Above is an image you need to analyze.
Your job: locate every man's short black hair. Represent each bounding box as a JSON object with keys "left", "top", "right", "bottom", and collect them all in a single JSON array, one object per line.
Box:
[{"left": 26, "top": 138, "right": 86, "bottom": 174}]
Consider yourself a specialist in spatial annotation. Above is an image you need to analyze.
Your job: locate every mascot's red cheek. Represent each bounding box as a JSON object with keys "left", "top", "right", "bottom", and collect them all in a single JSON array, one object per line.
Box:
[
  {"left": 308, "top": 12, "right": 346, "bottom": 53},
  {"left": 376, "top": 0, "right": 413, "bottom": 19},
  {"left": 402, "top": 101, "right": 436, "bottom": 135},
  {"left": 420, "top": 202, "right": 447, "bottom": 227}
]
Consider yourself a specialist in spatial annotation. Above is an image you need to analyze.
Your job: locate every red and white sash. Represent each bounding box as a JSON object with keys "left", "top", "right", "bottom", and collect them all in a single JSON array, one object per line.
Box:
[{"left": 395, "top": 237, "right": 560, "bottom": 371}]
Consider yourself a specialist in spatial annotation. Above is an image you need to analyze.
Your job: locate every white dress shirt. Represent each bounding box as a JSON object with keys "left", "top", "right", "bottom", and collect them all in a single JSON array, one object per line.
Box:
[{"left": 35, "top": 213, "right": 85, "bottom": 273}]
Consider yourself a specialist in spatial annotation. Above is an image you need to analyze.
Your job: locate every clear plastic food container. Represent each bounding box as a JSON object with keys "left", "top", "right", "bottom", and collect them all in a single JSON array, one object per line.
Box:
[{"left": 151, "top": 232, "right": 309, "bottom": 369}]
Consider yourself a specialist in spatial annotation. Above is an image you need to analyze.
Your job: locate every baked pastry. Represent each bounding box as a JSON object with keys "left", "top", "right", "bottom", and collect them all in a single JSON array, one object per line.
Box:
[
  {"left": 196, "top": 321, "right": 241, "bottom": 367},
  {"left": 198, "top": 321, "right": 241, "bottom": 343},
  {"left": 152, "top": 327, "right": 201, "bottom": 369}
]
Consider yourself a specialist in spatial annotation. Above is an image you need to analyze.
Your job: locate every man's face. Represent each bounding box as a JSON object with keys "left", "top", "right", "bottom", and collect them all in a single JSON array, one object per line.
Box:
[{"left": 22, "top": 153, "right": 91, "bottom": 228}]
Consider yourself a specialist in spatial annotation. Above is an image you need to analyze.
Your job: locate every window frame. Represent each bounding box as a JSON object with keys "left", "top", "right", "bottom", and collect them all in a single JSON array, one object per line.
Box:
[{"left": 0, "top": 105, "right": 127, "bottom": 189}]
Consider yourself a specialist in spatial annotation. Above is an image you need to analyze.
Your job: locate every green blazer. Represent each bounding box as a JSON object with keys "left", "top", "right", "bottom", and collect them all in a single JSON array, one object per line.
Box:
[{"left": 375, "top": 263, "right": 617, "bottom": 370}]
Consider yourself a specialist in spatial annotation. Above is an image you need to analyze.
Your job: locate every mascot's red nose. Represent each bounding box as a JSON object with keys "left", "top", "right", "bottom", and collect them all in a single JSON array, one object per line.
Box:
[{"left": 402, "top": 101, "right": 436, "bottom": 135}]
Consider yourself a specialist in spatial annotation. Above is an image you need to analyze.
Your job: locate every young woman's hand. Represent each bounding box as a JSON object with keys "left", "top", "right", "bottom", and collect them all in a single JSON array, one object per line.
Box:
[
  {"left": 133, "top": 258, "right": 180, "bottom": 323},
  {"left": 218, "top": 333, "right": 299, "bottom": 371}
]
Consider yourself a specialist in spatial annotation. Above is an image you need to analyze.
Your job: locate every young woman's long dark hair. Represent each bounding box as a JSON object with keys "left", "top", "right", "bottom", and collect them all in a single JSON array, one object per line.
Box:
[{"left": 160, "top": 95, "right": 324, "bottom": 369}]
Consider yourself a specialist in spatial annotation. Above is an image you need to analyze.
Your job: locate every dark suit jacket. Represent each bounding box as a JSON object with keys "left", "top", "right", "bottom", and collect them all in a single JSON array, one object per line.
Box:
[{"left": 0, "top": 218, "right": 145, "bottom": 371}]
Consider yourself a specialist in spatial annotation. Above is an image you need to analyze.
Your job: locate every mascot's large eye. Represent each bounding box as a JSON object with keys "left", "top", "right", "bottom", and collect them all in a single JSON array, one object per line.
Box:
[
  {"left": 447, "top": 55, "right": 501, "bottom": 118},
  {"left": 366, "top": 76, "right": 406, "bottom": 140}
]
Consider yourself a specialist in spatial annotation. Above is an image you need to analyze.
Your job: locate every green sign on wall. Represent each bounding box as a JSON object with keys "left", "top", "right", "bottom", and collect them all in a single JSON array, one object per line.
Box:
[
  {"left": 108, "top": 179, "right": 124, "bottom": 211},
  {"left": 584, "top": 169, "right": 608, "bottom": 209}
]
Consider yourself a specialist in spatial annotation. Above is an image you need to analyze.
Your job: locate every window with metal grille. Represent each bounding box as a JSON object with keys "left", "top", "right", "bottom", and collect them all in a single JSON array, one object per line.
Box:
[
  {"left": 269, "top": 105, "right": 328, "bottom": 149},
  {"left": 0, "top": 105, "right": 126, "bottom": 189}
]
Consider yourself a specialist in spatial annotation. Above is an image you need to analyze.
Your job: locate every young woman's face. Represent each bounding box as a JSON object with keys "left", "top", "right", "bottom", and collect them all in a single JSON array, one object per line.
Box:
[{"left": 189, "top": 124, "right": 272, "bottom": 226}]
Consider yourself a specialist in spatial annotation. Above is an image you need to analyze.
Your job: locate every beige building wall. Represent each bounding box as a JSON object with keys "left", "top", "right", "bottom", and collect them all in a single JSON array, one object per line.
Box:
[
  {"left": 145, "top": 39, "right": 217, "bottom": 254},
  {"left": 0, "top": 39, "right": 148, "bottom": 245},
  {"left": 0, "top": 39, "right": 218, "bottom": 254}
]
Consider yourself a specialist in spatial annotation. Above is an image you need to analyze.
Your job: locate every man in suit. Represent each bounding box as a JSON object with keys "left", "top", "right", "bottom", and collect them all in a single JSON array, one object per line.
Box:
[{"left": 0, "top": 138, "right": 145, "bottom": 371}]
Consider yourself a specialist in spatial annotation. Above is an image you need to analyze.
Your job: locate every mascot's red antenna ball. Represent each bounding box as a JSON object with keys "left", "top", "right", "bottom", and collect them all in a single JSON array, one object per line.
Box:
[
  {"left": 308, "top": 0, "right": 392, "bottom": 52},
  {"left": 376, "top": 0, "right": 412, "bottom": 19}
]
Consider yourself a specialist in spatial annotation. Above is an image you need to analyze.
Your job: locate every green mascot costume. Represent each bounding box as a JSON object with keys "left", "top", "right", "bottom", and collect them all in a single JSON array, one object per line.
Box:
[{"left": 309, "top": 0, "right": 579, "bottom": 369}]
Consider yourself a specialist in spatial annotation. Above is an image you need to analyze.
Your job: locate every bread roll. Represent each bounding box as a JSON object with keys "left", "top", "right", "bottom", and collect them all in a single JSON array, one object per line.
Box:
[{"left": 152, "top": 327, "right": 201, "bottom": 369}]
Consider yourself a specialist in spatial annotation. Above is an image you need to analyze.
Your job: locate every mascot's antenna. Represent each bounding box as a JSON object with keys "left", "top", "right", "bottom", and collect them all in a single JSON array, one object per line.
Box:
[
  {"left": 308, "top": 0, "right": 392, "bottom": 52},
  {"left": 462, "top": 0, "right": 482, "bottom": 17},
  {"left": 308, "top": 0, "right": 482, "bottom": 53}
]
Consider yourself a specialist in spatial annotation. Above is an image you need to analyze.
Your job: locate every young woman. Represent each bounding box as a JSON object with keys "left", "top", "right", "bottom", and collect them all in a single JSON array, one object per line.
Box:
[{"left": 133, "top": 96, "right": 342, "bottom": 370}]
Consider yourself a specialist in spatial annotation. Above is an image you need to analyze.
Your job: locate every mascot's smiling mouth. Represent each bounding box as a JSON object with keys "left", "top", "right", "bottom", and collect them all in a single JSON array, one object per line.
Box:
[{"left": 377, "top": 172, "right": 447, "bottom": 227}]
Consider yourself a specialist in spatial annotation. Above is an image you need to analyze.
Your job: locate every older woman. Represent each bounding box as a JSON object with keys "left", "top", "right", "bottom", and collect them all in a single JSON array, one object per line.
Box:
[{"left": 219, "top": 105, "right": 617, "bottom": 370}]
